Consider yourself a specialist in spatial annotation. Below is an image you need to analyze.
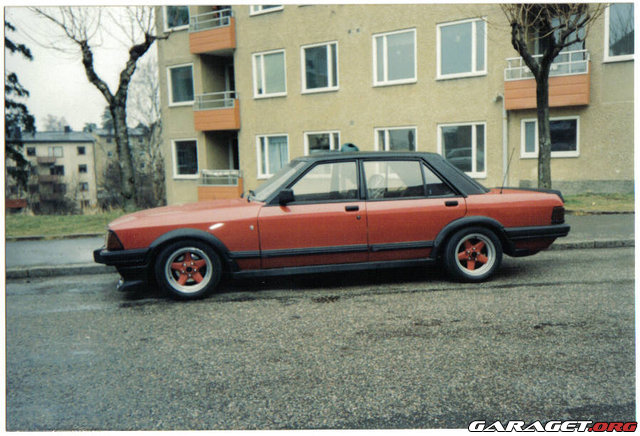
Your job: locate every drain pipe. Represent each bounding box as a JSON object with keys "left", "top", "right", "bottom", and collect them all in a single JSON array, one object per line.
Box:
[{"left": 493, "top": 93, "right": 508, "bottom": 187}]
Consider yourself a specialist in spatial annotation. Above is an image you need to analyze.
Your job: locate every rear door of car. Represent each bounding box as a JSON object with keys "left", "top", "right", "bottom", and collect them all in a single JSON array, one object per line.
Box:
[
  {"left": 258, "top": 160, "right": 368, "bottom": 269},
  {"left": 363, "top": 158, "right": 466, "bottom": 261}
]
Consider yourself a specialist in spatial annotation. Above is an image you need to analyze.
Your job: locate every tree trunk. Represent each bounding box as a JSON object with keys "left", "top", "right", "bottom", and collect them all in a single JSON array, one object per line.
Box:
[
  {"left": 111, "top": 105, "right": 136, "bottom": 210},
  {"left": 535, "top": 67, "right": 553, "bottom": 189}
]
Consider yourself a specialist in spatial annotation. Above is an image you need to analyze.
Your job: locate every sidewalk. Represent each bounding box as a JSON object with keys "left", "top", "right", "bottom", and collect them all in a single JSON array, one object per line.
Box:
[{"left": 5, "top": 214, "right": 635, "bottom": 280}]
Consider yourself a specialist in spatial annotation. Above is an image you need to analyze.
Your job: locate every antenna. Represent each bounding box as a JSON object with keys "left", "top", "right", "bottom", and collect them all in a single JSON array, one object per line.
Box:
[{"left": 500, "top": 147, "right": 516, "bottom": 194}]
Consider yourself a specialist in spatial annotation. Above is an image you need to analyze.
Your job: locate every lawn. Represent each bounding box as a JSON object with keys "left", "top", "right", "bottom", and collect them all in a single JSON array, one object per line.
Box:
[
  {"left": 563, "top": 193, "right": 635, "bottom": 214},
  {"left": 5, "top": 210, "right": 127, "bottom": 238}
]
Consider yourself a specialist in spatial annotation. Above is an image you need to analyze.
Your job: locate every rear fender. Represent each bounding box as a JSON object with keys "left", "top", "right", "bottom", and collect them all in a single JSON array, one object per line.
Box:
[{"left": 431, "top": 216, "right": 513, "bottom": 259}]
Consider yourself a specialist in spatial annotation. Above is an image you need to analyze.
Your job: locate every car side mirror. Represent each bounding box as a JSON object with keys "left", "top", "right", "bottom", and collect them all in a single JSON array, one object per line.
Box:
[{"left": 278, "top": 188, "right": 295, "bottom": 205}]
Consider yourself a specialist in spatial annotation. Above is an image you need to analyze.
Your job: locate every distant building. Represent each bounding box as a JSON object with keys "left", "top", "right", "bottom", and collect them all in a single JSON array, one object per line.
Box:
[
  {"left": 156, "top": 4, "right": 634, "bottom": 205},
  {"left": 16, "top": 129, "right": 98, "bottom": 211}
]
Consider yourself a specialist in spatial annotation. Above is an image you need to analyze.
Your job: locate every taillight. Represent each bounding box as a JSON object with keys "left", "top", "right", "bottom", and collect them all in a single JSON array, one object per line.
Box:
[
  {"left": 551, "top": 206, "right": 565, "bottom": 224},
  {"left": 106, "top": 230, "right": 124, "bottom": 251}
]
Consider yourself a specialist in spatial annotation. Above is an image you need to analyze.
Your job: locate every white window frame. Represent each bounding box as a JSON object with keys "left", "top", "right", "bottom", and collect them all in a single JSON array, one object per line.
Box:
[
  {"left": 374, "top": 126, "right": 418, "bottom": 151},
  {"left": 163, "top": 6, "right": 190, "bottom": 32},
  {"left": 436, "top": 17, "right": 487, "bottom": 80},
  {"left": 171, "top": 138, "right": 199, "bottom": 180},
  {"left": 167, "top": 63, "right": 195, "bottom": 107},
  {"left": 603, "top": 4, "right": 634, "bottom": 63},
  {"left": 304, "top": 131, "right": 341, "bottom": 155},
  {"left": 301, "top": 41, "right": 339, "bottom": 94},
  {"left": 520, "top": 116, "right": 580, "bottom": 159},
  {"left": 372, "top": 28, "right": 417, "bottom": 87},
  {"left": 256, "top": 134, "right": 290, "bottom": 179},
  {"left": 252, "top": 49, "right": 287, "bottom": 99},
  {"left": 437, "top": 122, "right": 487, "bottom": 179},
  {"left": 250, "top": 5, "right": 284, "bottom": 16}
]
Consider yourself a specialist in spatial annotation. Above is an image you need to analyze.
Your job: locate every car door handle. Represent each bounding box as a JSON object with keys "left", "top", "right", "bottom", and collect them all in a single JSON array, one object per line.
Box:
[
  {"left": 445, "top": 200, "right": 459, "bottom": 207},
  {"left": 345, "top": 205, "right": 359, "bottom": 212}
]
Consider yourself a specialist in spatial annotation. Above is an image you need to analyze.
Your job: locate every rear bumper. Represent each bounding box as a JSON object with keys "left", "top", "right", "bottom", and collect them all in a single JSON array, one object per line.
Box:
[
  {"left": 503, "top": 223, "right": 571, "bottom": 257},
  {"left": 94, "top": 247, "right": 150, "bottom": 292}
]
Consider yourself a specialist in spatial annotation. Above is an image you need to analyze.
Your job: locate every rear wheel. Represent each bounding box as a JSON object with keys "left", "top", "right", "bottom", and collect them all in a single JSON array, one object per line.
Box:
[
  {"left": 154, "top": 240, "right": 222, "bottom": 299},
  {"left": 444, "top": 227, "right": 502, "bottom": 282}
]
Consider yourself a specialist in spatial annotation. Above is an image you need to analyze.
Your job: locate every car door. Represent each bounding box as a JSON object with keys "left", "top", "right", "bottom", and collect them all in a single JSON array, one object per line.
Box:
[
  {"left": 258, "top": 160, "right": 368, "bottom": 269},
  {"left": 363, "top": 159, "right": 466, "bottom": 262}
]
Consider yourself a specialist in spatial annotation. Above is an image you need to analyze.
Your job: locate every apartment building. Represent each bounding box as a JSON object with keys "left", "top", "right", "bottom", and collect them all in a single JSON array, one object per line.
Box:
[
  {"left": 156, "top": 4, "right": 634, "bottom": 205},
  {"left": 19, "top": 130, "right": 98, "bottom": 211}
]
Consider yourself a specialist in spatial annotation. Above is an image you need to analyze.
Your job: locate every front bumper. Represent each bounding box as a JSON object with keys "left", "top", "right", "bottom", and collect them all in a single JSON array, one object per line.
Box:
[{"left": 94, "top": 246, "right": 151, "bottom": 292}]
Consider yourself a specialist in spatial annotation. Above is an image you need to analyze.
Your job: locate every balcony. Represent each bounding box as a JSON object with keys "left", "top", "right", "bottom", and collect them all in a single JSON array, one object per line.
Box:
[
  {"left": 189, "top": 9, "right": 235, "bottom": 55},
  {"left": 38, "top": 174, "right": 60, "bottom": 183},
  {"left": 37, "top": 156, "right": 57, "bottom": 165},
  {"left": 504, "top": 49, "right": 591, "bottom": 110},
  {"left": 193, "top": 91, "right": 240, "bottom": 131},
  {"left": 197, "top": 169, "right": 243, "bottom": 201}
]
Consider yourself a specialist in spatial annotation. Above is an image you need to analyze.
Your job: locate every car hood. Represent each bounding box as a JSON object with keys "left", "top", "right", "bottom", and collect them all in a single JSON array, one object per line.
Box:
[{"left": 109, "top": 199, "right": 263, "bottom": 231}]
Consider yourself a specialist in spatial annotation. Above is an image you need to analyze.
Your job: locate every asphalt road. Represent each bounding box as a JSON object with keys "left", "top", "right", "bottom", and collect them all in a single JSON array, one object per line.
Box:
[{"left": 6, "top": 248, "right": 635, "bottom": 430}]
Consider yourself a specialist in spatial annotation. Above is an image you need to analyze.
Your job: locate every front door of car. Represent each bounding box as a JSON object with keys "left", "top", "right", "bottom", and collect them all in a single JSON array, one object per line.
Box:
[
  {"left": 363, "top": 159, "right": 466, "bottom": 262},
  {"left": 258, "top": 160, "right": 368, "bottom": 269}
]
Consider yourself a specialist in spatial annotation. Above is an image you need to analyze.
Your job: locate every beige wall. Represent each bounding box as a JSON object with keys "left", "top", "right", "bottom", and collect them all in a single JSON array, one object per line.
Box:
[{"left": 157, "top": 4, "right": 634, "bottom": 204}]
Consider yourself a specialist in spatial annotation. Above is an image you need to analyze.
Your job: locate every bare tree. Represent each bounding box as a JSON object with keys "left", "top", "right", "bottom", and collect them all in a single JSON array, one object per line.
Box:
[
  {"left": 128, "top": 55, "right": 166, "bottom": 206},
  {"left": 30, "top": 7, "right": 166, "bottom": 210},
  {"left": 501, "top": 4, "right": 603, "bottom": 189},
  {"left": 43, "top": 114, "right": 69, "bottom": 131}
]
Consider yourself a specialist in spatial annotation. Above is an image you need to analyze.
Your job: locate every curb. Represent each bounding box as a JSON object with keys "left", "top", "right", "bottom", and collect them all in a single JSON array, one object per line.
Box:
[
  {"left": 5, "top": 239, "right": 634, "bottom": 280},
  {"left": 6, "top": 233, "right": 103, "bottom": 242}
]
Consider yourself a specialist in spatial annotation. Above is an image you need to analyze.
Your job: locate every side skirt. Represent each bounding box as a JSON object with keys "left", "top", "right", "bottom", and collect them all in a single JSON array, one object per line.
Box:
[{"left": 230, "top": 258, "right": 437, "bottom": 279}]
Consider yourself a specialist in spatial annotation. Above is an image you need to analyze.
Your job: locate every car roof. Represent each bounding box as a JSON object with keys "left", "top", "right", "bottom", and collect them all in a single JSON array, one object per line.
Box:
[{"left": 291, "top": 151, "right": 488, "bottom": 196}]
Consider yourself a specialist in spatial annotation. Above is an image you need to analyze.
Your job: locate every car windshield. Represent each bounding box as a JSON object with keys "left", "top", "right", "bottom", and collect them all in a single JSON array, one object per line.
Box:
[{"left": 251, "top": 161, "right": 306, "bottom": 202}]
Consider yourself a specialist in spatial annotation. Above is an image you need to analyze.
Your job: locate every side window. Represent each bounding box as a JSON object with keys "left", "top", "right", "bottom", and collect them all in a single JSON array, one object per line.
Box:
[
  {"left": 422, "top": 163, "right": 456, "bottom": 197},
  {"left": 290, "top": 161, "right": 358, "bottom": 202},
  {"left": 363, "top": 160, "right": 425, "bottom": 200}
]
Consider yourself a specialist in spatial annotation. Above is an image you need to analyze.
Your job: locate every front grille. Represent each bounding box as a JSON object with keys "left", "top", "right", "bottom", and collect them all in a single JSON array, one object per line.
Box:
[{"left": 551, "top": 206, "right": 565, "bottom": 224}]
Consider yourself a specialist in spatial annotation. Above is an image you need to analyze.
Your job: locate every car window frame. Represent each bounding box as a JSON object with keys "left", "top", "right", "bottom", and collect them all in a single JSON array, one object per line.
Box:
[{"left": 279, "top": 159, "right": 362, "bottom": 206}]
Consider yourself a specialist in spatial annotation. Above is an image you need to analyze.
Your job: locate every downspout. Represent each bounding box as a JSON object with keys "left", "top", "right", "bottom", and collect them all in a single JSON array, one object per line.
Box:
[{"left": 494, "top": 93, "right": 509, "bottom": 188}]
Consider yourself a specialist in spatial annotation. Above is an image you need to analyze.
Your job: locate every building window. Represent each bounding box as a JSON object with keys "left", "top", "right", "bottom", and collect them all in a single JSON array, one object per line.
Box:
[
  {"left": 373, "top": 28, "right": 417, "bottom": 86},
  {"left": 77, "top": 146, "right": 86, "bottom": 155},
  {"left": 302, "top": 42, "right": 338, "bottom": 93},
  {"left": 437, "top": 18, "right": 486, "bottom": 79},
  {"left": 48, "top": 146, "right": 63, "bottom": 157},
  {"left": 250, "top": 5, "right": 283, "bottom": 16},
  {"left": 50, "top": 165, "right": 65, "bottom": 176},
  {"left": 438, "top": 122, "right": 486, "bottom": 178},
  {"left": 257, "top": 134, "right": 289, "bottom": 178},
  {"left": 253, "top": 50, "right": 286, "bottom": 98},
  {"left": 164, "top": 6, "right": 189, "bottom": 31},
  {"left": 304, "top": 131, "right": 340, "bottom": 154},
  {"left": 172, "top": 140, "right": 198, "bottom": 178},
  {"left": 604, "top": 3, "right": 634, "bottom": 62},
  {"left": 78, "top": 164, "right": 88, "bottom": 173},
  {"left": 79, "top": 182, "right": 89, "bottom": 192},
  {"left": 167, "top": 64, "right": 195, "bottom": 106},
  {"left": 375, "top": 127, "right": 417, "bottom": 151},
  {"left": 27, "top": 147, "right": 35, "bottom": 156},
  {"left": 521, "top": 117, "right": 579, "bottom": 159}
]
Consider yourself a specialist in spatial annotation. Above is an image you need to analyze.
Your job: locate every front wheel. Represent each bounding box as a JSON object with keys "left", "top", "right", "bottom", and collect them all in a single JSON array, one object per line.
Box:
[
  {"left": 154, "top": 240, "right": 222, "bottom": 299},
  {"left": 443, "top": 227, "right": 503, "bottom": 282}
]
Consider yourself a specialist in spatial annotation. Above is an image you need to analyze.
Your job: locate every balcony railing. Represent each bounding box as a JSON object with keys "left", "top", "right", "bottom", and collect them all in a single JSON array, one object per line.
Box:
[
  {"left": 37, "top": 156, "right": 57, "bottom": 165},
  {"left": 505, "top": 49, "right": 590, "bottom": 81},
  {"left": 190, "top": 8, "right": 233, "bottom": 32},
  {"left": 199, "top": 169, "right": 242, "bottom": 186},
  {"left": 39, "top": 174, "right": 60, "bottom": 183},
  {"left": 194, "top": 91, "right": 237, "bottom": 111}
]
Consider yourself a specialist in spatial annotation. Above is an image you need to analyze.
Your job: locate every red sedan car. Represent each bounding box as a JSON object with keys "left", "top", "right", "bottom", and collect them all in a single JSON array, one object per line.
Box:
[{"left": 94, "top": 152, "right": 570, "bottom": 299}]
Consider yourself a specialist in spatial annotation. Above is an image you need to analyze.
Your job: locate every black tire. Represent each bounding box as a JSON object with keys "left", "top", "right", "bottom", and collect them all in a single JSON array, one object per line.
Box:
[
  {"left": 443, "top": 226, "right": 503, "bottom": 282},
  {"left": 154, "top": 239, "right": 222, "bottom": 300}
]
